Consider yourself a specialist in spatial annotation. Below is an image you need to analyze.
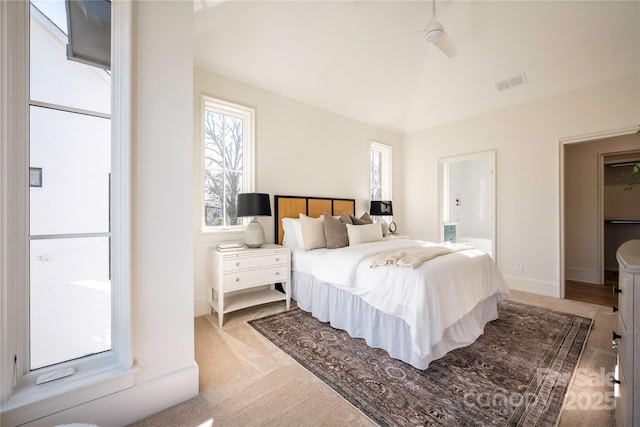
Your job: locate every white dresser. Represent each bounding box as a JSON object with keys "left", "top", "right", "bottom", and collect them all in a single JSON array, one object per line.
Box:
[
  {"left": 614, "top": 239, "right": 640, "bottom": 427},
  {"left": 209, "top": 244, "right": 291, "bottom": 328}
]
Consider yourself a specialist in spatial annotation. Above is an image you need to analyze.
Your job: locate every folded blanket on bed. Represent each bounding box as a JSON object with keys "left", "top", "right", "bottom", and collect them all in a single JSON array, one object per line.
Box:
[{"left": 369, "top": 243, "right": 473, "bottom": 269}]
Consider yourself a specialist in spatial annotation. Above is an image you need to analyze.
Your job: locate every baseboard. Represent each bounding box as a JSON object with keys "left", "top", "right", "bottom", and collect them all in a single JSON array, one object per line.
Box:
[
  {"left": 194, "top": 296, "right": 210, "bottom": 317},
  {"left": 503, "top": 275, "right": 560, "bottom": 298},
  {"left": 22, "top": 363, "right": 199, "bottom": 427}
]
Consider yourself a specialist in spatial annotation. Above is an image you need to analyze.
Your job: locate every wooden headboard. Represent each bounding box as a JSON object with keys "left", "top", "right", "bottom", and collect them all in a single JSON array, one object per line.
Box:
[{"left": 274, "top": 195, "right": 356, "bottom": 244}]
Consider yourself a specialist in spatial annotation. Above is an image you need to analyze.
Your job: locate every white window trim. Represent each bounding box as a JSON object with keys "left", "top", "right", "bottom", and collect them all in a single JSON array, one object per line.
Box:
[
  {"left": 0, "top": 1, "right": 135, "bottom": 423},
  {"left": 200, "top": 95, "right": 255, "bottom": 233},
  {"left": 370, "top": 141, "right": 393, "bottom": 201}
]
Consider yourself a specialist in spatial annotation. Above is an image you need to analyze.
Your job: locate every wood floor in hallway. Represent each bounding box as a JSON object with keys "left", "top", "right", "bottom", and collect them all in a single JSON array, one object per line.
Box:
[{"left": 565, "top": 270, "right": 618, "bottom": 307}]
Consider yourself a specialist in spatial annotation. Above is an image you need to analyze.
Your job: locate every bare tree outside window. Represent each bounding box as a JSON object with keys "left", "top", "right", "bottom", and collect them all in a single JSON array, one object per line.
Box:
[
  {"left": 370, "top": 142, "right": 391, "bottom": 203},
  {"left": 371, "top": 148, "right": 382, "bottom": 200},
  {"left": 202, "top": 96, "right": 254, "bottom": 231},
  {"left": 204, "top": 110, "right": 244, "bottom": 227}
]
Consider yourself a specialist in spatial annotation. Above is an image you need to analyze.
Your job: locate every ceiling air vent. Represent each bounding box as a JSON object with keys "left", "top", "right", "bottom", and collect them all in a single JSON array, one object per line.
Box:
[{"left": 496, "top": 73, "right": 528, "bottom": 92}]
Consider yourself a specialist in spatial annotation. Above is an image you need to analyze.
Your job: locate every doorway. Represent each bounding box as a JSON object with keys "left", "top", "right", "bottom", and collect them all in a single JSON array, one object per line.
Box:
[
  {"left": 438, "top": 150, "right": 496, "bottom": 260},
  {"left": 562, "top": 130, "right": 640, "bottom": 305}
]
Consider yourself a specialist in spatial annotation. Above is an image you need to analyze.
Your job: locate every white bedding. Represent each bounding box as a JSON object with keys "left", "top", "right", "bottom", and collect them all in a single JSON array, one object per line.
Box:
[{"left": 292, "top": 239, "right": 510, "bottom": 359}]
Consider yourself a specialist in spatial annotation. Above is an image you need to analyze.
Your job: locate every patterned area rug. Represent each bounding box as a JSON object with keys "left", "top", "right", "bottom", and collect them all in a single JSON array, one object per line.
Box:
[{"left": 249, "top": 300, "right": 592, "bottom": 426}]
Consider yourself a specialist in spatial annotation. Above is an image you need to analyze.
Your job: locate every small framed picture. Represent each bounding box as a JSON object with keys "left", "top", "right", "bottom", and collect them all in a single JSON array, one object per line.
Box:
[
  {"left": 443, "top": 223, "right": 456, "bottom": 243},
  {"left": 29, "top": 167, "right": 42, "bottom": 188}
]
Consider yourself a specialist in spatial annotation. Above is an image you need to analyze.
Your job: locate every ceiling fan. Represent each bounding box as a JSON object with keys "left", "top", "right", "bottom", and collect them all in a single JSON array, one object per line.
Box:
[{"left": 424, "top": 0, "right": 457, "bottom": 58}]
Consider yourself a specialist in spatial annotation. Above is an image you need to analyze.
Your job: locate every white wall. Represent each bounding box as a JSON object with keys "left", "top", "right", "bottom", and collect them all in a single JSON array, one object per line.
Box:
[
  {"left": 193, "top": 68, "right": 403, "bottom": 316},
  {"left": 130, "top": 0, "right": 196, "bottom": 386},
  {"left": 402, "top": 72, "right": 640, "bottom": 297}
]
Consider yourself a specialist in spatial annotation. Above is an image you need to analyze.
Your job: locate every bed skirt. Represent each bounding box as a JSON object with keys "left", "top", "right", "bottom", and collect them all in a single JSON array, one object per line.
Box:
[{"left": 292, "top": 270, "right": 500, "bottom": 370}]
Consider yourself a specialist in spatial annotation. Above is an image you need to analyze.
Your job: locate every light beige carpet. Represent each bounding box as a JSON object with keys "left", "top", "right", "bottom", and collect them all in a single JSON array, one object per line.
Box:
[{"left": 128, "top": 290, "right": 617, "bottom": 426}]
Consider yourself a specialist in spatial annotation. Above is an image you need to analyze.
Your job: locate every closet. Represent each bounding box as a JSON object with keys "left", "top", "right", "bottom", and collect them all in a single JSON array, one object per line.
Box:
[
  {"left": 604, "top": 153, "right": 640, "bottom": 277},
  {"left": 564, "top": 133, "right": 640, "bottom": 304}
]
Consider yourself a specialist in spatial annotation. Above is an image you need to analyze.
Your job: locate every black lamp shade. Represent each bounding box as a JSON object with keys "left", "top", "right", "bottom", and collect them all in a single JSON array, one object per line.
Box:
[
  {"left": 369, "top": 200, "right": 393, "bottom": 216},
  {"left": 237, "top": 193, "right": 272, "bottom": 217}
]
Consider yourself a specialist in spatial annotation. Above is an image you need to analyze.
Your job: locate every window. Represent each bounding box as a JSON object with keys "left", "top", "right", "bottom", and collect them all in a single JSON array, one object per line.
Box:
[
  {"left": 1, "top": 0, "right": 132, "bottom": 411},
  {"left": 370, "top": 141, "right": 392, "bottom": 201},
  {"left": 202, "top": 96, "right": 255, "bottom": 231},
  {"left": 29, "top": 0, "right": 112, "bottom": 371}
]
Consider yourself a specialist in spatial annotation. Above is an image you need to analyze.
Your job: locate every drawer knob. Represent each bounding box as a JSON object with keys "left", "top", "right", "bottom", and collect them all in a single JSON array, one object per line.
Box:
[
  {"left": 613, "top": 287, "right": 622, "bottom": 294},
  {"left": 236, "top": 262, "right": 240, "bottom": 266},
  {"left": 275, "top": 272, "right": 279, "bottom": 276},
  {"left": 612, "top": 330, "right": 621, "bottom": 349},
  {"left": 613, "top": 305, "right": 618, "bottom": 313},
  {"left": 275, "top": 257, "right": 280, "bottom": 261},
  {"left": 236, "top": 278, "right": 240, "bottom": 282}
]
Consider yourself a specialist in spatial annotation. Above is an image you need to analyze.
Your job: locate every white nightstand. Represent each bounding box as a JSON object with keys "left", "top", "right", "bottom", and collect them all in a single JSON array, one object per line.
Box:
[
  {"left": 209, "top": 243, "right": 291, "bottom": 328},
  {"left": 614, "top": 240, "right": 640, "bottom": 427}
]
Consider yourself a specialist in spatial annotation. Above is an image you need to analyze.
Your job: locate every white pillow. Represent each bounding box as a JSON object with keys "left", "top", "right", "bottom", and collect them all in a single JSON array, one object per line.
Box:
[
  {"left": 299, "top": 214, "right": 327, "bottom": 250},
  {"left": 282, "top": 217, "right": 303, "bottom": 248},
  {"left": 346, "top": 222, "right": 383, "bottom": 246}
]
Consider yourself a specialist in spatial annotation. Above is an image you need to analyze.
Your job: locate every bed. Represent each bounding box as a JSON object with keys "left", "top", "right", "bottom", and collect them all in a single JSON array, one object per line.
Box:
[{"left": 274, "top": 195, "right": 510, "bottom": 370}]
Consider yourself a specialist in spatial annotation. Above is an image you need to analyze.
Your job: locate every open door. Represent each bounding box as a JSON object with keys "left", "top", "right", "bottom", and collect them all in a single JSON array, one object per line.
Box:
[
  {"left": 438, "top": 150, "right": 496, "bottom": 260},
  {"left": 561, "top": 129, "right": 639, "bottom": 302}
]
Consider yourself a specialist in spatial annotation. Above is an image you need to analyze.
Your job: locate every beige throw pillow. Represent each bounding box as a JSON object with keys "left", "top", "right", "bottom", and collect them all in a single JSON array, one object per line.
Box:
[
  {"left": 346, "top": 222, "right": 383, "bottom": 245},
  {"left": 299, "top": 214, "right": 327, "bottom": 250}
]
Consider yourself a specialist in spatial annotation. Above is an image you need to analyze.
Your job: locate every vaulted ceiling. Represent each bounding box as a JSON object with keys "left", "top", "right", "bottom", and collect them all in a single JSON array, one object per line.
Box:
[{"left": 193, "top": 0, "right": 640, "bottom": 133}]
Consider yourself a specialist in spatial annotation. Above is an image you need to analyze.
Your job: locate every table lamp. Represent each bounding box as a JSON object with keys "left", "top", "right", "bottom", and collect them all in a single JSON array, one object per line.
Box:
[
  {"left": 237, "top": 193, "right": 272, "bottom": 248},
  {"left": 369, "top": 200, "right": 396, "bottom": 234}
]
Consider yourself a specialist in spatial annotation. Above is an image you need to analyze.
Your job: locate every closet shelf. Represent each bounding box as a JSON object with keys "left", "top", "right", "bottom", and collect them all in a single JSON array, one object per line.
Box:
[{"left": 605, "top": 218, "right": 640, "bottom": 224}]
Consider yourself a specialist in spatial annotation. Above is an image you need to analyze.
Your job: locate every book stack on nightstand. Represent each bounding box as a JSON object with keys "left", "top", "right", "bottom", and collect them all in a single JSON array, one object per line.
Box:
[
  {"left": 217, "top": 242, "right": 244, "bottom": 252},
  {"left": 209, "top": 243, "right": 291, "bottom": 328}
]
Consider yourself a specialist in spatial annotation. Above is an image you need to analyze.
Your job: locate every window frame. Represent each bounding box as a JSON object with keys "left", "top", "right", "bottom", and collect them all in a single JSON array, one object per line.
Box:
[
  {"left": 200, "top": 95, "right": 255, "bottom": 233},
  {"left": 0, "top": 0, "right": 134, "bottom": 418},
  {"left": 370, "top": 141, "right": 392, "bottom": 201}
]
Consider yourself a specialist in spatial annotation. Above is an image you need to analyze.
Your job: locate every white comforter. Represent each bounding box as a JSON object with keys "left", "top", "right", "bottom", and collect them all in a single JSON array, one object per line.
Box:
[{"left": 293, "top": 239, "right": 510, "bottom": 358}]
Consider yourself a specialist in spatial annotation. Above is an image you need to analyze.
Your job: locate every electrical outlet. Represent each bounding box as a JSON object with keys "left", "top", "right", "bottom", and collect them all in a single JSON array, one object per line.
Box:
[{"left": 515, "top": 260, "right": 524, "bottom": 271}]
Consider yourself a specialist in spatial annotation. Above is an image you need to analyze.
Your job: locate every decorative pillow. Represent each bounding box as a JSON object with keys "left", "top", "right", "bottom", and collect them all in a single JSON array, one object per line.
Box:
[
  {"left": 346, "top": 222, "right": 383, "bottom": 245},
  {"left": 324, "top": 214, "right": 349, "bottom": 249},
  {"left": 339, "top": 212, "right": 353, "bottom": 225},
  {"left": 281, "top": 217, "right": 303, "bottom": 249},
  {"left": 351, "top": 212, "right": 373, "bottom": 225},
  {"left": 299, "top": 214, "right": 327, "bottom": 250}
]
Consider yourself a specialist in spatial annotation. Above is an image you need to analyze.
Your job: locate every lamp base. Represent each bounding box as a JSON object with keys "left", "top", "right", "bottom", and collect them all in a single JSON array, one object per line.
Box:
[
  {"left": 377, "top": 220, "right": 389, "bottom": 236},
  {"left": 244, "top": 219, "right": 265, "bottom": 248}
]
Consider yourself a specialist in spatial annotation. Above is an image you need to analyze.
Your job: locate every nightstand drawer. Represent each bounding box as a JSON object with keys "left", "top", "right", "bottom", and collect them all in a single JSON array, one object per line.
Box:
[
  {"left": 615, "top": 355, "right": 630, "bottom": 427},
  {"left": 617, "top": 315, "right": 630, "bottom": 371},
  {"left": 224, "top": 266, "right": 289, "bottom": 291},
  {"left": 617, "top": 270, "right": 631, "bottom": 330},
  {"left": 224, "top": 253, "right": 288, "bottom": 271}
]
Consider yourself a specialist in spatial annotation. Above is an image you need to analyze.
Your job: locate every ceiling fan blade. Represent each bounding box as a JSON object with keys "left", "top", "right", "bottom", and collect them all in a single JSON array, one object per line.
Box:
[
  {"left": 424, "top": 20, "right": 457, "bottom": 58},
  {"left": 432, "top": 31, "right": 457, "bottom": 58}
]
